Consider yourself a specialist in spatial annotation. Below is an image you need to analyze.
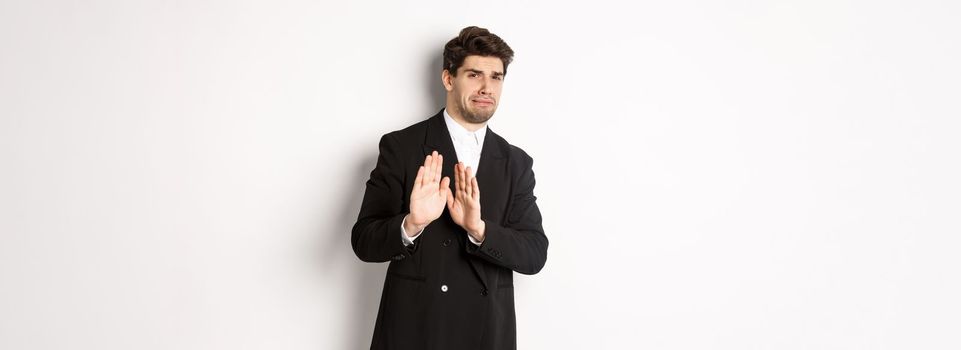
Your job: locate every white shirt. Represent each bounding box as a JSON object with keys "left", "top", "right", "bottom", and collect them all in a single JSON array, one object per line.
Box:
[
  {"left": 443, "top": 108, "right": 487, "bottom": 178},
  {"left": 401, "top": 109, "right": 488, "bottom": 246}
]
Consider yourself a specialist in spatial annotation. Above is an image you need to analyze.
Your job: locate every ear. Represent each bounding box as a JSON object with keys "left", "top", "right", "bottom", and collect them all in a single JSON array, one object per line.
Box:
[{"left": 441, "top": 69, "right": 454, "bottom": 92}]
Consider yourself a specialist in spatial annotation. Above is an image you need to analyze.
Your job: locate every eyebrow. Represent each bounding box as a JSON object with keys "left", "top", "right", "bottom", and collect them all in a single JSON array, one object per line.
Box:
[{"left": 465, "top": 69, "right": 505, "bottom": 77}]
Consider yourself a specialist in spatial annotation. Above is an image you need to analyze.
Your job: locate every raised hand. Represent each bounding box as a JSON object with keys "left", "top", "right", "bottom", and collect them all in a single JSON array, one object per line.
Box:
[
  {"left": 447, "top": 162, "right": 485, "bottom": 242},
  {"left": 405, "top": 151, "right": 451, "bottom": 235}
]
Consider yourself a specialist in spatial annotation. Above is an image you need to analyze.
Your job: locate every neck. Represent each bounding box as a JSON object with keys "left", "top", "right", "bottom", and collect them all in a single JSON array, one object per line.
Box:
[{"left": 445, "top": 104, "right": 486, "bottom": 132}]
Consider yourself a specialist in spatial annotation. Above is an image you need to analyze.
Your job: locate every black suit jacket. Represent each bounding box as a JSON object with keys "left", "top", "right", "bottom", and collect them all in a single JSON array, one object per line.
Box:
[{"left": 352, "top": 109, "right": 549, "bottom": 350}]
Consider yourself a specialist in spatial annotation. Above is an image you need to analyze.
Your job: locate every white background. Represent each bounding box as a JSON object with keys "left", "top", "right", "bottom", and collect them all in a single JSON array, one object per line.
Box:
[{"left": 2, "top": 0, "right": 959, "bottom": 349}]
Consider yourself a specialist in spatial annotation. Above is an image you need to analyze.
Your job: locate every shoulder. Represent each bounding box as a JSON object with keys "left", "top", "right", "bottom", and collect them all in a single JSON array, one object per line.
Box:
[
  {"left": 375, "top": 117, "right": 430, "bottom": 154},
  {"left": 488, "top": 130, "right": 535, "bottom": 168}
]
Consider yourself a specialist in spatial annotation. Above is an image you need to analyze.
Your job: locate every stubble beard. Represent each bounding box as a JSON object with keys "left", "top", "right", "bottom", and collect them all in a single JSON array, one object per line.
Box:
[{"left": 456, "top": 100, "right": 495, "bottom": 124}]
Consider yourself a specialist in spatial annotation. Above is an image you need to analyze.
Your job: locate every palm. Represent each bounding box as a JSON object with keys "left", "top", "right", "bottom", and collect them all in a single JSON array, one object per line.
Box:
[
  {"left": 448, "top": 196, "right": 480, "bottom": 228},
  {"left": 408, "top": 151, "right": 450, "bottom": 226},
  {"left": 447, "top": 162, "right": 482, "bottom": 232}
]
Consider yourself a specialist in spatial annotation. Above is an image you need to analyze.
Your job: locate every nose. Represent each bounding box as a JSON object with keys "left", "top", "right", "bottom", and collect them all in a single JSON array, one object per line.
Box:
[{"left": 479, "top": 79, "right": 490, "bottom": 95}]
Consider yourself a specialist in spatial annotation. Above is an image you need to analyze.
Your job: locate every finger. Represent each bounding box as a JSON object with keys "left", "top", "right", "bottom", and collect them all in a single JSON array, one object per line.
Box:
[
  {"left": 414, "top": 165, "right": 425, "bottom": 188},
  {"left": 464, "top": 167, "right": 474, "bottom": 198},
  {"left": 458, "top": 163, "right": 467, "bottom": 197},
  {"left": 434, "top": 153, "right": 443, "bottom": 184},
  {"left": 429, "top": 151, "right": 440, "bottom": 184},
  {"left": 440, "top": 176, "right": 450, "bottom": 196},
  {"left": 445, "top": 184, "right": 454, "bottom": 209},
  {"left": 471, "top": 176, "right": 480, "bottom": 200},
  {"left": 430, "top": 151, "right": 440, "bottom": 184},
  {"left": 426, "top": 151, "right": 435, "bottom": 183},
  {"left": 423, "top": 154, "right": 433, "bottom": 184}
]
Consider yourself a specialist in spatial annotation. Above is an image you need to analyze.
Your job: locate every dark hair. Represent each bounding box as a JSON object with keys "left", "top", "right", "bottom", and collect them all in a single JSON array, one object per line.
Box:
[{"left": 443, "top": 26, "right": 514, "bottom": 77}]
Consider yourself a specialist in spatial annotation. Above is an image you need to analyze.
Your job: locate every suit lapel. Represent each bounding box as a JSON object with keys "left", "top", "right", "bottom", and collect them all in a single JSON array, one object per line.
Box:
[
  {"left": 474, "top": 126, "right": 507, "bottom": 223},
  {"left": 423, "top": 110, "right": 459, "bottom": 194},
  {"left": 469, "top": 126, "right": 508, "bottom": 291}
]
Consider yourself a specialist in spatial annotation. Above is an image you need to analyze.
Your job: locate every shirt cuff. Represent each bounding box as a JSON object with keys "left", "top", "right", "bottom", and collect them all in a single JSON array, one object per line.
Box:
[
  {"left": 467, "top": 234, "right": 482, "bottom": 246},
  {"left": 401, "top": 216, "right": 424, "bottom": 246}
]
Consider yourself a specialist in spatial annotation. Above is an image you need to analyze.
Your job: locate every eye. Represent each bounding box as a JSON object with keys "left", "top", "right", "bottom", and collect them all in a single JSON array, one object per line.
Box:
[
  {"left": 493, "top": 76, "right": 503, "bottom": 81},
  {"left": 469, "top": 73, "right": 478, "bottom": 78}
]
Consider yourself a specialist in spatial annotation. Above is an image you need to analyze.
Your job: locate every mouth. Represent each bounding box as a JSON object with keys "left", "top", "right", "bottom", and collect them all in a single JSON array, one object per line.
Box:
[{"left": 471, "top": 98, "right": 494, "bottom": 107}]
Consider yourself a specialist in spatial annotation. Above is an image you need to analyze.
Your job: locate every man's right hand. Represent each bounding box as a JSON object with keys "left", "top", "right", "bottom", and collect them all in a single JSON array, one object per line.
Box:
[{"left": 404, "top": 151, "right": 451, "bottom": 236}]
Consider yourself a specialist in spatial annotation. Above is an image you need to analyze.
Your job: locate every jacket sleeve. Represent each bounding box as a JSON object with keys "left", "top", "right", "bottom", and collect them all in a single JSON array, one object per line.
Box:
[
  {"left": 351, "top": 133, "right": 416, "bottom": 263},
  {"left": 467, "top": 152, "right": 548, "bottom": 275}
]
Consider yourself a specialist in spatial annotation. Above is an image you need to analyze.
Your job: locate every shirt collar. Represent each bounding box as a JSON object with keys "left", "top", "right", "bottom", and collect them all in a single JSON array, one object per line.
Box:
[{"left": 443, "top": 109, "right": 488, "bottom": 147}]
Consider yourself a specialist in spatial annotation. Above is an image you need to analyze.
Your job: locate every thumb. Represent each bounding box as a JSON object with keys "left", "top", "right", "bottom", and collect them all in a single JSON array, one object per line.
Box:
[
  {"left": 445, "top": 187, "right": 454, "bottom": 209},
  {"left": 440, "top": 176, "right": 450, "bottom": 192}
]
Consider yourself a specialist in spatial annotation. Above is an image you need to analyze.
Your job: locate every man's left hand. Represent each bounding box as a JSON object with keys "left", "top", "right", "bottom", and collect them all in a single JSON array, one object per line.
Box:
[{"left": 447, "top": 162, "right": 485, "bottom": 243}]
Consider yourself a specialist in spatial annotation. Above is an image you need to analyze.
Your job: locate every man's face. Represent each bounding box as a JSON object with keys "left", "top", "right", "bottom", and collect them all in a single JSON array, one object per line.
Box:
[{"left": 443, "top": 55, "right": 505, "bottom": 124}]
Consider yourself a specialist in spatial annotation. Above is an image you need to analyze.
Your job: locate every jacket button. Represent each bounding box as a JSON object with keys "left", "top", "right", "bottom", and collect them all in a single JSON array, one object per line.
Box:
[
  {"left": 442, "top": 239, "right": 452, "bottom": 247},
  {"left": 481, "top": 289, "right": 488, "bottom": 296},
  {"left": 440, "top": 285, "right": 449, "bottom": 293}
]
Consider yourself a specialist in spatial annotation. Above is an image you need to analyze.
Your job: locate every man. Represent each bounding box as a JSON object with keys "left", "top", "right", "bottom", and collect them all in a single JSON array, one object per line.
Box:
[{"left": 352, "top": 26, "right": 548, "bottom": 350}]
